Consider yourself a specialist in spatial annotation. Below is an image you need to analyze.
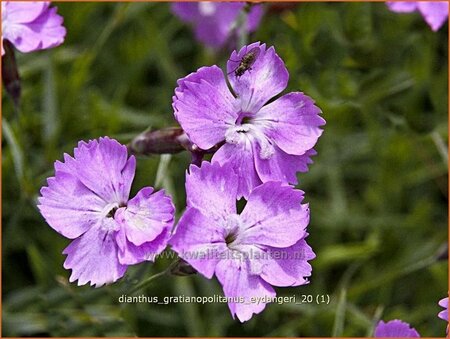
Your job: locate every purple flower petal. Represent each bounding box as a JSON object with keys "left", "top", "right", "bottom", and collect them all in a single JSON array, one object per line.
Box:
[
  {"left": 253, "top": 143, "right": 316, "bottom": 184},
  {"left": 215, "top": 258, "right": 276, "bottom": 322},
  {"left": 38, "top": 170, "right": 106, "bottom": 239},
  {"left": 212, "top": 143, "right": 262, "bottom": 199},
  {"left": 117, "top": 187, "right": 174, "bottom": 246},
  {"left": 185, "top": 161, "right": 238, "bottom": 218},
  {"left": 387, "top": 1, "right": 448, "bottom": 31},
  {"left": 68, "top": 137, "right": 135, "bottom": 204},
  {"left": 173, "top": 65, "right": 238, "bottom": 149},
  {"left": 2, "top": 1, "right": 66, "bottom": 55},
  {"left": 174, "top": 65, "right": 228, "bottom": 97},
  {"left": 417, "top": 1, "right": 449, "bottom": 31},
  {"left": 240, "top": 182, "right": 309, "bottom": 248},
  {"left": 263, "top": 148, "right": 317, "bottom": 185},
  {"left": 227, "top": 42, "right": 289, "bottom": 113},
  {"left": 173, "top": 2, "right": 242, "bottom": 48},
  {"left": 17, "top": 6, "right": 66, "bottom": 50},
  {"left": 386, "top": 2, "right": 418, "bottom": 12},
  {"left": 248, "top": 5, "right": 264, "bottom": 32},
  {"left": 170, "top": 208, "right": 228, "bottom": 278},
  {"left": 193, "top": 3, "right": 241, "bottom": 48},
  {"left": 439, "top": 297, "right": 449, "bottom": 321},
  {"left": 2, "top": 2, "right": 48, "bottom": 22},
  {"left": 116, "top": 226, "right": 171, "bottom": 265},
  {"left": 63, "top": 219, "right": 126, "bottom": 287},
  {"left": 171, "top": 2, "right": 200, "bottom": 22},
  {"left": 113, "top": 187, "right": 174, "bottom": 265},
  {"left": 259, "top": 238, "right": 315, "bottom": 287},
  {"left": 374, "top": 320, "right": 420, "bottom": 337},
  {"left": 255, "top": 92, "right": 325, "bottom": 156}
]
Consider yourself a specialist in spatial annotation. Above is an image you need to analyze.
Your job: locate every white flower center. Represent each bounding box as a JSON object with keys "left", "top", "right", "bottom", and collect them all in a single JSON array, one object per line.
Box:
[
  {"left": 221, "top": 214, "right": 265, "bottom": 275},
  {"left": 102, "top": 202, "right": 120, "bottom": 218},
  {"left": 222, "top": 214, "right": 245, "bottom": 250},
  {"left": 225, "top": 122, "right": 275, "bottom": 160},
  {"left": 224, "top": 124, "right": 251, "bottom": 145}
]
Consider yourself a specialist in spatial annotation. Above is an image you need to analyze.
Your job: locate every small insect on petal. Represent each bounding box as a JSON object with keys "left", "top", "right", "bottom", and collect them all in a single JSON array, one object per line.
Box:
[{"left": 228, "top": 47, "right": 261, "bottom": 78}]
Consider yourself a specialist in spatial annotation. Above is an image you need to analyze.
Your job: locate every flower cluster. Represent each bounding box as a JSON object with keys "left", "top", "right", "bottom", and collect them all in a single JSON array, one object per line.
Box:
[
  {"left": 38, "top": 41, "right": 323, "bottom": 321},
  {"left": 168, "top": 42, "right": 324, "bottom": 320},
  {"left": 1, "top": 1, "right": 66, "bottom": 55},
  {"left": 32, "top": 0, "right": 447, "bottom": 328}
]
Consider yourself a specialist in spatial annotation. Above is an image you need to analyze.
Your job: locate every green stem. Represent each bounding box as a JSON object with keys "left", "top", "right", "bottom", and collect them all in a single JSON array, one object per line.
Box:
[
  {"left": 128, "top": 270, "right": 168, "bottom": 295},
  {"left": 2, "top": 118, "right": 25, "bottom": 189},
  {"left": 431, "top": 130, "right": 448, "bottom": 166},
  {"left": 128, "top": 259, "right": 179, "bottom": 295}
]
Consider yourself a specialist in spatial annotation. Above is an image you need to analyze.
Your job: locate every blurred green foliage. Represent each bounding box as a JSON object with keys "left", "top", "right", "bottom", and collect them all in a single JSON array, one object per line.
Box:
[{"left": 2, "top": 2, "right": 448, "bottom": 337}]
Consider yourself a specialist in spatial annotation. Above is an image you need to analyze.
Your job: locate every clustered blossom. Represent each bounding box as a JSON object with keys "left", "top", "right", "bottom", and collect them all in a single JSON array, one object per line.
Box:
[
  {"left": 1, "top": 1, "right": 66, "bottom": 55},
  {"left": 34, "top": 11, "right": 444, "bottom": 325},
  {"left": 169, "top": 162, "right": 315, "bottom": 322},
  {"left": 171, "top": 2, "right": 263, "bottom": 48},
  {"left": 38, "top": 137, "right": 174, "bottom": 287},
  {"left": 37, "top": 40, "right": 322, "bottom": 323},
  {"left": 387, "top": 1, "right": 449, "bottom": 31},
  {"left": 374, "top": 320, "right": 420, "bottom": 337},
  {"left": 173, "top": 42, "right": 325, "bottom": 198}
]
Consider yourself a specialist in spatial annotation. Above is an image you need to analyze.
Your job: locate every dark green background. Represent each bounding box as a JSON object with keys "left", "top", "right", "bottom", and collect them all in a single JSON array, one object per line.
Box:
[{"left": 2, "top": 2, "right": 448, "bottom": 337}]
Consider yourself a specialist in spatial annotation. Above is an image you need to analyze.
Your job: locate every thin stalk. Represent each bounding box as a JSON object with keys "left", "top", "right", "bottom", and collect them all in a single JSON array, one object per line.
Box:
[
  {"left": 2, "top": 118, "right": 25, "bottom": 187},
  {"left": 431, "top": 130, "right": 448, "bottom": 166},
  {"left": 128, "top": 269, "right": 168, "bottom": 295},
  {"left": 128, "top": 259, "right": 179, "bottom": 295},
  {"left": 332, "top": 289, "right": 347, "bottom": 337}
]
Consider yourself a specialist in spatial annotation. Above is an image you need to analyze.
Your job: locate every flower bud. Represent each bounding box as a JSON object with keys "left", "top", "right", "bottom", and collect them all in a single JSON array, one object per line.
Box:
[
  {"left": 128, "top": 127, "right": 187, "bottom": 155},
  {"left": 2, "top": 40, "right": 21, "bottom": 108}
]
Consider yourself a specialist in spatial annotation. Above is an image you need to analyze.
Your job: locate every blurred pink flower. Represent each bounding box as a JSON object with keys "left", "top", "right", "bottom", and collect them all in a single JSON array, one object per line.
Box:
[
  {"left": 387, "top": 1, "right": 449, "bottom": 31},
  {"left": 172, "top": 2, "right": 263, "bottom": 48},
  {"left": 1, "top": 1, "right": 66, "bottom": 55},
  {"left": 374, "top": 320, "right": 420, "bottom": 337}
]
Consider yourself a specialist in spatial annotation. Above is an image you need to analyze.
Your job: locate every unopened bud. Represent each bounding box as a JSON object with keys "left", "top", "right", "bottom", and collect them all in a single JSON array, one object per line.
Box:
[
  {"left": 128, "top": 126, "right": 223, "bottom": 159},
  {"left": 2, "top": 40, "right": 21, "bottom": 108},
  {"left": 128, "top": 127, "right": 187, "bottom": 155}
]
